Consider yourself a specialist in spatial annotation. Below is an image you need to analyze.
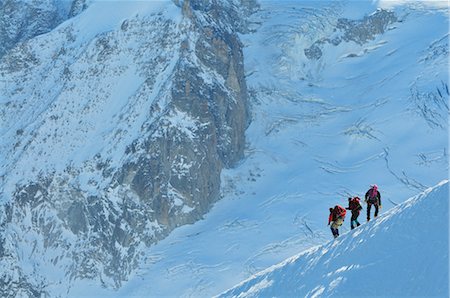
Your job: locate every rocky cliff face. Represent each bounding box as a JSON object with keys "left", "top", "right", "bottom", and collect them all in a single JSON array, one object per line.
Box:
[{"left": 0, "top": 0, "right": 256, "bottom": 295}]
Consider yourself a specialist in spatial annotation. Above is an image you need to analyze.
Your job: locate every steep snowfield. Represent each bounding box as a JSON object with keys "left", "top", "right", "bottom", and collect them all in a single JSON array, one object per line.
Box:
[
  {"left": 0, "top": 0, "right": 181, "bottom": 189},
  {"left": 219, "top": 180, "right": 449, "bottom": 297},
  {"left": 74, "top": 1, "right": 448, "bottom": 297}
]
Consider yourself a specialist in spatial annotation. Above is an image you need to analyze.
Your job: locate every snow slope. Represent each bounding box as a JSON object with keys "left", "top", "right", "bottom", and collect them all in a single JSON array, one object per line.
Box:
[
  {"left": 73, "top": 1, "right": 448, "bottom": 297},
  {"left": 218, "top": 180, "right": 449, "bottom": 297},
  {"left": 0, "top": 0, "right": 181, "bottom": 189}
]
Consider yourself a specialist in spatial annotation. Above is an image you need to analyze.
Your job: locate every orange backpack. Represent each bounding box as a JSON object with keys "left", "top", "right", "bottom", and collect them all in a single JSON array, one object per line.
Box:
[{"left": 334, "top": 205, "right": 346, "bottom": 218}]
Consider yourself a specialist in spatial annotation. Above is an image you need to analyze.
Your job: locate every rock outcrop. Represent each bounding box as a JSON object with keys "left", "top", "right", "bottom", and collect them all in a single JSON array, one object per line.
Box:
[{"left": 304, "top": 9, "right": 397, "bottom": 60}]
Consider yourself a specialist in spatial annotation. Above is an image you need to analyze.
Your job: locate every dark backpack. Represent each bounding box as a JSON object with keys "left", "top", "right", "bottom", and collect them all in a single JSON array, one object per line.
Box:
[
  {"left": 367, "top": 188, "right": 378, "bottom": 204},
  {"left": 350, "top": 197, "right": 362, "bottom": 210}
]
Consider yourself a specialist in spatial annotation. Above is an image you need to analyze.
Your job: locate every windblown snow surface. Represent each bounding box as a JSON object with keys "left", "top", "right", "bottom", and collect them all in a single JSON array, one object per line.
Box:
[{"left": 218, "top": 180, "right": 449, "bottom": 297}]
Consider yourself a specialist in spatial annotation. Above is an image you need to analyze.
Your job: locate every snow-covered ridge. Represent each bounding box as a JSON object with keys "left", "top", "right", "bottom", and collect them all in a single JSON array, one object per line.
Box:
[{"left": 218, "top": 180, "right": 449, "bottom": 297}]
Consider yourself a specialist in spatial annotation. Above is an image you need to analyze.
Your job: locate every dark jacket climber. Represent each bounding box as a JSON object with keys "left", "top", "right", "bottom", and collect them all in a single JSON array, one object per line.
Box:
[
  {"left": 328, "top": 205, "right": 346, "bottom": 238},
  {"left": 346, "top": 196, "right": 362, "bottom": 229},
  {"left": 365, "top": 184, "right": 382, "bottom": 221}
]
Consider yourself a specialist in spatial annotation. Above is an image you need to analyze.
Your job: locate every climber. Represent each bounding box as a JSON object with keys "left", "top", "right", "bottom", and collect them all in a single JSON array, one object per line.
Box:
[
  {"left": 346, "top": 196, "right": 362, "bottom": 229},
  {"left": 328, "top": 205, "right": 346, "bottom": 238},
  {"left": 365, "top": 184, "right": 382, "bottom": 222}
]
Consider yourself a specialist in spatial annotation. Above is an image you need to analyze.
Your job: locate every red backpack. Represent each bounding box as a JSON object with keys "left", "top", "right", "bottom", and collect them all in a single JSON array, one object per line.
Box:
[
  {"left": 334, "top": 205, "right": 346, "bottom": 218},
  {"left": 350, "top": 197, "right": 362, "bottom": 211}
]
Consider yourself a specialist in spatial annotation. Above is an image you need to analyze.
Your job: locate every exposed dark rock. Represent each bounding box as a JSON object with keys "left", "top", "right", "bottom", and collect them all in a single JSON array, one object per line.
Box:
[
  {"left": 337, "top": 9, "right": 397, "bottom": 44},
  {"left": 304, "top": 9, "right": 398, "bottom": 60}
]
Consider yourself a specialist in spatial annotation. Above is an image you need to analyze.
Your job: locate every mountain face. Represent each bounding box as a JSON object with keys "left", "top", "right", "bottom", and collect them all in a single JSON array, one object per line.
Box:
[
  {"left": 0, "top": 0, "right": 256, "bottom": 295},
  {"left": 218, "top": 180, "right": 449, "bottom": 297}
]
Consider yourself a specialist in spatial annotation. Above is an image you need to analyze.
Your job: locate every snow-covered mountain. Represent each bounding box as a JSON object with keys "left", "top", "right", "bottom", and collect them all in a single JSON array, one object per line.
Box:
[
  {"left": 0, "top": 0, "right": 255, "bottom": 295},
  {"left": 218, "top": 180, "right": 449, "bottom": 297},
  {"left": 0, "top": 0, "right": 448, "bottom": 297}
]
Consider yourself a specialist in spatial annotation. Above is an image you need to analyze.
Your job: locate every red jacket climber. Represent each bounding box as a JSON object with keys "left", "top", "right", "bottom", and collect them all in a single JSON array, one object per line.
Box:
[{"left": 328, "top": 205, "right": 346, "bottom": 238}]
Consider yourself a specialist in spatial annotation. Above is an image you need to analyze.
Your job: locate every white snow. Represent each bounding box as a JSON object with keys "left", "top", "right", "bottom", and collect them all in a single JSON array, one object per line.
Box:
[
  {"left": 162, "top": 108, "right": 201, "bottom": 140},
  {"left": 377, "top": 0, "right": 449, "bottom": 9}
]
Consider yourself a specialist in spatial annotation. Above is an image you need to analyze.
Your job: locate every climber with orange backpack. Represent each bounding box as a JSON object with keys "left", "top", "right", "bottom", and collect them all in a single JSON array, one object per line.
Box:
[
  {"left": 365, "top": 184, "right": 382, "bottom": 222},
  {"left": 346, "top": 196, "right": 362, "bottom": 229},
  {"left": 328, "top": 205, "right": 346, "bottom": 238}
]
